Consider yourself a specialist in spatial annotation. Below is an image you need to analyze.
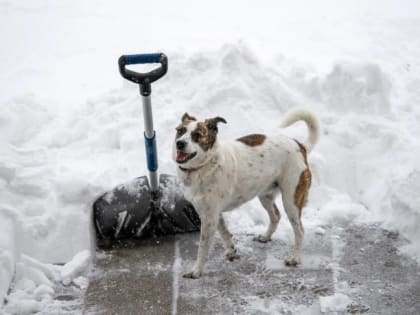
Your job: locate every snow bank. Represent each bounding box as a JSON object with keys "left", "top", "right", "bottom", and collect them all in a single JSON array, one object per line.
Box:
[
  {"left": 2, "top": 251, "right": 90, "bottom": 314},
  {"left": 389, "top": 170, "right": 420, "bottom": 261},
  {"left": 322, "top": 63, "right": 392, "bottom": 115},
  {"left": 0, "top": 144, "right": 97, "bottom": 264},
  {"left": 0, "top": 207, "right": 20, "bottom": 303},
  {"left": 61, "top": 250, "right": 91, "bottom": 286}
]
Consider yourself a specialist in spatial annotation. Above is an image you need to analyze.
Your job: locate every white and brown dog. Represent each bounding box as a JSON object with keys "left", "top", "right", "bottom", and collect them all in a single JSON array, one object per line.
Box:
[{"left": 173, "top": 108, "right": 320, "bottom": 279}]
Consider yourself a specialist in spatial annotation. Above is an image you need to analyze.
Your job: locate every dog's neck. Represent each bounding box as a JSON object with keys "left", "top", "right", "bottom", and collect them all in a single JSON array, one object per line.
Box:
[
  {"left": 178, "top": 153, "right": 218, "bottom": 176},
  {"left": 178, "top": 165, "right": 204, "bottom": 174}
]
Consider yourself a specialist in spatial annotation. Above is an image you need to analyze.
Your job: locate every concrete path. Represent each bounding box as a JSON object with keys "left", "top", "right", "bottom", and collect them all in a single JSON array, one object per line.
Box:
[{"left": 82, "top": 223, "right": 420, "bottom": 314}]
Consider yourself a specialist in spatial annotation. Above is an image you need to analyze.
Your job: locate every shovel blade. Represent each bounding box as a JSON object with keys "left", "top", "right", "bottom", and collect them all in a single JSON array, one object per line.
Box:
[
  {"left": 155, "top": 174, "right": 201, "bottom": 234},
  {"left": 93, "top": 174, "right": 200, "bottom": 247}
]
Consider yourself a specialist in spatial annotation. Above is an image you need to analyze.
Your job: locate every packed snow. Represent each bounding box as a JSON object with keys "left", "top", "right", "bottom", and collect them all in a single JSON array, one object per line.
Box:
[{"left": 1, "top": 0, "right": 420, "bottom": 313}]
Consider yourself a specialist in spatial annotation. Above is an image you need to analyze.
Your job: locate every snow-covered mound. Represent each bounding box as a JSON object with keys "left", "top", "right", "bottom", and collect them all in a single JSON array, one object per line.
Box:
[{"left": 0, "top": 207, "right": 20, "bottom": 307}]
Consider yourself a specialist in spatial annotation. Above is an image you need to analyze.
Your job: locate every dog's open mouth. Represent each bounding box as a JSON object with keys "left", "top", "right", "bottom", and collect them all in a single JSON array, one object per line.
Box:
[{"left": 176, "top": 151, "right": 197, "bottom": 164}]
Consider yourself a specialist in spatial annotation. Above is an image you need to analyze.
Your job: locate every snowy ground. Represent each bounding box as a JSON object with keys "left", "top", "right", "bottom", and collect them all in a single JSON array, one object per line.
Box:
[
  {"left": 84, "top": 224, "right": 420, "bottom": 314},
  {"left": 1, "top": 0, "right": 420, "bottom": 314}
]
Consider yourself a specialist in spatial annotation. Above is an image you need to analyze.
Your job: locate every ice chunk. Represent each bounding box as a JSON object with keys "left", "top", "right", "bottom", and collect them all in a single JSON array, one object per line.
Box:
[{"left": 61, "top": 250, "right": 91, "bottom": 286}]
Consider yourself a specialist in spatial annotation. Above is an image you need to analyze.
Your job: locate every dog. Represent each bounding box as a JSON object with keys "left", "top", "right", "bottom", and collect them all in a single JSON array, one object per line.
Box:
[{"left": 173, "top": 108, "right": 320, "bottom": 279}]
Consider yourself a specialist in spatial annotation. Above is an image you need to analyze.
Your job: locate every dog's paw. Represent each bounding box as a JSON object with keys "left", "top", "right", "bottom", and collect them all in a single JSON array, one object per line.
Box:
[
  {"left": 253, "top": 235, "right": 271, "bottom": 243},
  {"left": 225, "top": 249, "right": 240, "bottom": 262},
  {"left": 284, "top": 256, "right": 300, "bottom": 267},
  {"left": 182, "top": 270, "right": 201, "bottom": 279}
]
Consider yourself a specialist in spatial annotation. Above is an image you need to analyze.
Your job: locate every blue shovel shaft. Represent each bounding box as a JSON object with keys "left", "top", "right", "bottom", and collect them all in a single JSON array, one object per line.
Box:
[
  {"left": 141, "top": 94, "right": 159, "bottom": 191},
  {"left": 144, "top": 132, "right": 158, "bottom": 172}
]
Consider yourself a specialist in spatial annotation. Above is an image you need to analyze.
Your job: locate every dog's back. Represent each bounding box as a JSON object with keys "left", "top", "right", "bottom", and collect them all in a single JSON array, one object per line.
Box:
[
  {"left": 217, "top": 108, "right": 319, "bottom": 207},
  {"left": 214, "top": 136, "right": 297, "bottom": 209}
]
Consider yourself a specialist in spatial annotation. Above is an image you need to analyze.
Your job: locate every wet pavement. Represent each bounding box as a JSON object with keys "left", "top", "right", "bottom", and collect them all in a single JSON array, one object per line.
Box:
[{"left": 82, "top": 223, "right": 420, "bottom": 314}]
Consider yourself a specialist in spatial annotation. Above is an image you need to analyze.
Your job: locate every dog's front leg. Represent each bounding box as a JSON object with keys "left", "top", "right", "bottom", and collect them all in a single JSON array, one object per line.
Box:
[
  {"left": 183, "top": 210, "right": 218, "bottom": 279},
  {"left": 218, "top": 214, "right": 240, "bottom": 261}
]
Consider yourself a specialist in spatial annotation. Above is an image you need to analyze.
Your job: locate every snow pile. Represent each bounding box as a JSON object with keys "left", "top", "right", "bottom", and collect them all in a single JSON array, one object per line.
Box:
[
  {"left": 2, "top": 252, "right": 90, "bottom": 314},
  {"left": 389, "top": 171, "right": 420, "bottom": 260},
  {"left": 0, "top": 143, "right": 98, "bottom": 263},
  {"left": 60, "top": 250, "right": 91, "bottom": 286},
  {"left": 3, "top": 255, "right": 58, "bottom": 314},
  {"left": 322, "top": 63, "right": 392, "bottom": 115},
  {"left": 0, "top": 207, "right": 20, "bottom": 303}
]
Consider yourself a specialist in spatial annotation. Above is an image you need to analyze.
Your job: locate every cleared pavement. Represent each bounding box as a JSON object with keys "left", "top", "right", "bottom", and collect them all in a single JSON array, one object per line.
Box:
[{"left": 83, "top": 223, "right": 420, "bottom": 314}]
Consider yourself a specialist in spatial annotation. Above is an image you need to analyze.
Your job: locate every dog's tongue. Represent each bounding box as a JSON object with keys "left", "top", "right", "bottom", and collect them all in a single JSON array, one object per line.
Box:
[{"left": 176, "top": 151, "right": 189, "bottom": 163}]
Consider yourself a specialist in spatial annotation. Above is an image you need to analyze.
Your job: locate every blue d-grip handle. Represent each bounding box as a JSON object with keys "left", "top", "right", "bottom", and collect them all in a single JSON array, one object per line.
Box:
[
  {"left": 124, "top": 53, "right": 162, "bottom": 65},
  {"left": 144, "top": 132, "right": 158, "bottom": 172},
  {"left": 118, "top": 52, "right": 168, "bottom": 96}
]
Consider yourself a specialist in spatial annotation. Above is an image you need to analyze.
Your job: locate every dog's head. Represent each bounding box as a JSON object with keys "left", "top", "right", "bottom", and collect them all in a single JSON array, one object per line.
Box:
[{"left": 173, "top": 113, "right": 227, "bottom": 167}]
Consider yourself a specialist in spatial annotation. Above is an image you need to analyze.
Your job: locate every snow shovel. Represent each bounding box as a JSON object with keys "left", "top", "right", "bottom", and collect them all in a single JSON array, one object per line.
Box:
[{"left": 93, "top": 53, "right": 200, "bottom": 247}]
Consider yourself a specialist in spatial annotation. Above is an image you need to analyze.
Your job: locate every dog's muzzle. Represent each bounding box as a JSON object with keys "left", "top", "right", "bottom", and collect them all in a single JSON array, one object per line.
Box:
[
  {"left": 176, "top": 140, "right": 197, "bottom": 164},
  {"left": 176, "top": 151, "right": 197, "bottom": 164}
]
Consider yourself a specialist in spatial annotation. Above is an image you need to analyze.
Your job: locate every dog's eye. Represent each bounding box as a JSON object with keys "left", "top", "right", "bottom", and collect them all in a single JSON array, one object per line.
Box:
[
  {"left": 191, "top": 131, "right": 200, "bottom": 142},
  {"left": 176, "top": 127, "right": 187, "bottom": 137}
]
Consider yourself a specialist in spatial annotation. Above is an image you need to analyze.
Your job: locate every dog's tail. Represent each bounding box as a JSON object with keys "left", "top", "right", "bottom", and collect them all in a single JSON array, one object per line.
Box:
[{"left": 280, "top": 108, "right": 320, "bottom": 153}]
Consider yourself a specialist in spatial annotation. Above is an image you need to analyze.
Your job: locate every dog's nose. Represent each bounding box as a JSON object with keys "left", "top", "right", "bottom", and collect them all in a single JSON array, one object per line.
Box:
[{"left": 176, "top": 140, "right": 187, "bottom": 150}]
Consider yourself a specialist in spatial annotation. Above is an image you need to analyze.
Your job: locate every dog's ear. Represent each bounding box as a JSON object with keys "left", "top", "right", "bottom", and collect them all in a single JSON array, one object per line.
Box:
[
  {"left": 206, "top": 117, "right": 227, "bottom": 133},
  {"left": 182, "top": 113, "right": 196, "bottom": 124}
]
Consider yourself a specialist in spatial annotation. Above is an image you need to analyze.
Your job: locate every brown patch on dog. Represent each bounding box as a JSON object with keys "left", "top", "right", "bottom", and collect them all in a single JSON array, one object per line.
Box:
[
  {"left": 191, "top": 117, "right": 226, "bottom": 151},
  {"left": 191, "top": 122, "right": 215, "bottom": 151},
  {"left": 237, "top": 134, "right": 266, "bottom": 147},
  {"left": 295, "top": 169, "right": 311, "bottom": 217},
  {"left": 294, "top": 140, "right": 312, "bottom": 217}
]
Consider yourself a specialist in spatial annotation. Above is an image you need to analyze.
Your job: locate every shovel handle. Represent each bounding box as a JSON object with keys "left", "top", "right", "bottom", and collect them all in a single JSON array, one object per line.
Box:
[
  {"left": 124, "top": 53, "right": 162, "bottom": 65},
  {"left": 118, "top": 53, "right": 168, "bottom": 96}
]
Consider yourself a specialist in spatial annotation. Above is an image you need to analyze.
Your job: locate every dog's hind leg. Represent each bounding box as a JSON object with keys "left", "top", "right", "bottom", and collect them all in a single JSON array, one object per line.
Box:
[
  {"left": 281, "top": 186, "right": 306, "bottom": 267},
  {"left": 218, "top": 214, "right": 240, "bottom": 261},
  {"left": 281, "top": 162, "right": 311, "bottom": 266},
  {"left": 254, "top": 192, "right": 281, "bottom": 243}
]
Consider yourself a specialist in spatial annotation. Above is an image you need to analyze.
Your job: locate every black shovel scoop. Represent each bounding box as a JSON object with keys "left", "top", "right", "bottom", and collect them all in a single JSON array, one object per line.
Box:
[{"left": 93, "top": 53, "right": 200, "bottom": 247}]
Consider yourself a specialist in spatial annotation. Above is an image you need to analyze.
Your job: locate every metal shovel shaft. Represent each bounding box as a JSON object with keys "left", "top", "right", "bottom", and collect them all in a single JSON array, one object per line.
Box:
[{"left": 141, "top": 94, "right": 159, "bottom": 192}]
